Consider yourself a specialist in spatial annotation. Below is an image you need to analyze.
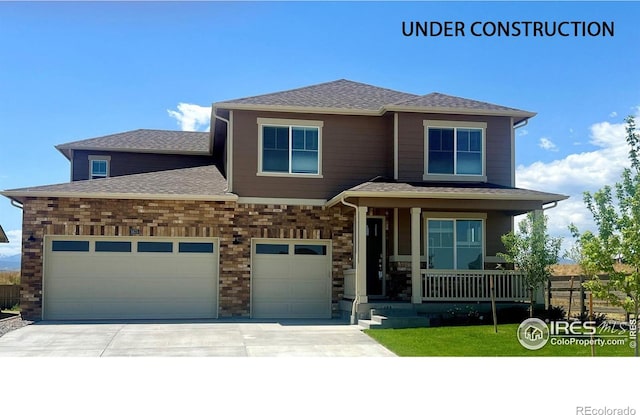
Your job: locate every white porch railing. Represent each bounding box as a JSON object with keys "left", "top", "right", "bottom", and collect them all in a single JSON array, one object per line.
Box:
[{"left": 422, "top": 270, "right": 528, "bottom": 301}]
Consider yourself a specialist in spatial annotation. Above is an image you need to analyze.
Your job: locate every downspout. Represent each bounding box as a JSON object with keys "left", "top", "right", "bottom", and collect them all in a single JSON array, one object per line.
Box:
[
  {"left": 214, "top": 111, "right": 232, "bottom": 193},
  {"left": 542, "top": 201, "right": 558, "bottom": 211},
  {"left": 340, "top": 196, "right": 359, "bottom": 324},
  {"left": 513, "top": 119, "right": 529, "bottom": 130},
  {"left": 10, "top": 199, "right": 23, "bottom": 210}
]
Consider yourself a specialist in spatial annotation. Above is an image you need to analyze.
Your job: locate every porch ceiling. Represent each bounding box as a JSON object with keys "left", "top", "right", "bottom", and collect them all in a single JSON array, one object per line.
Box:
[{"left": 326, "top": 180, "right": 568, "bottom": 214}]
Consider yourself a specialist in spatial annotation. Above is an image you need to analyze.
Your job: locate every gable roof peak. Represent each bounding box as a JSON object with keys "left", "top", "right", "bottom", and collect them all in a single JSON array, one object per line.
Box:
[{"left": 215, "top": 79, "right": 418, "bottom": 113}]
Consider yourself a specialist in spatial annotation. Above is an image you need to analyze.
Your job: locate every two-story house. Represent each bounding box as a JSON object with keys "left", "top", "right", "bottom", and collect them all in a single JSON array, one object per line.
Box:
[{"left": 1, "top": 79, "right": 567, "bottom": 322}]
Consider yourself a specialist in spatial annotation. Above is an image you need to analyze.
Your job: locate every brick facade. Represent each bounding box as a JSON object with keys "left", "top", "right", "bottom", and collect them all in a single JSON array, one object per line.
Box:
[{"left": 20, "top": 197, "right": 353, "bottom": 320}]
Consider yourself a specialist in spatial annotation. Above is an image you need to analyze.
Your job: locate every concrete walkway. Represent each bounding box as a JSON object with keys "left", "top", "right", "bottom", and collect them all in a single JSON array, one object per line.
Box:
[{"left": 0, "top": 319, "right": 396, "bottom": 357}]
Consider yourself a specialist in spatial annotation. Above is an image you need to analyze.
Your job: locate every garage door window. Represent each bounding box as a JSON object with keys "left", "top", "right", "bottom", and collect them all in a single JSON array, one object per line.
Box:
[
  {"left": 52, "top": 240, "right": 90, "bottom": 252},
  {"left": 178, "top": 242, "right": 215, "bottom": 253},
  {"left": 96, "top": 241, "right": 132, "bottom": 252},
  {"left": 256, "top": 244, "right": 289, "bottom": 254},
  {"left": 138, "top": 241, "right": 173, "bottom": 253},
  {"left": 294, "top": 245, "right": 327, "bottom": 255}
]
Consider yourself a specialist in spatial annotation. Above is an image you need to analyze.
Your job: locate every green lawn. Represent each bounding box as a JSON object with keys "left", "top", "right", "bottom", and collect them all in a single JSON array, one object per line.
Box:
[{"left": 365, "top": 324, "right": 636, "bottom": 357}]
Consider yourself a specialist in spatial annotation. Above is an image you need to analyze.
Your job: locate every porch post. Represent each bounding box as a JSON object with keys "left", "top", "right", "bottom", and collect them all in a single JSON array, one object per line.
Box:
[
  {"left": 411, "top": 207, "right": 422, "bottom": 304},
  {"left": 356, "top": 206, "right": 368, "bottom": 304}
]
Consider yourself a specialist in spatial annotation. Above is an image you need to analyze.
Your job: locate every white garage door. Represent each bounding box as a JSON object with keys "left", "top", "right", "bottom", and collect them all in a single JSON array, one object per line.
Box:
[
  {"left": 251, "top": 239, "right": 331, "bottom": 319},
  {"left": 44, "top": 236, "right": 218, "bottom": 320}
]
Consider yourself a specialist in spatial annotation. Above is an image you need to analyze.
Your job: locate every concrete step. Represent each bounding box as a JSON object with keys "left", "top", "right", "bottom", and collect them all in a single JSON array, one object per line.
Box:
[
  {"left": 360, "top": 315, "right": 431, "bottom": 330},
  {"left": 358, "top": 319, "right": 382, "bottom": 330},
  {"left": 371, "top": 314, "right": 388, "bottom": 324},
  {"left": 370, "top": 308, "right": 418, "bottom": 318}
]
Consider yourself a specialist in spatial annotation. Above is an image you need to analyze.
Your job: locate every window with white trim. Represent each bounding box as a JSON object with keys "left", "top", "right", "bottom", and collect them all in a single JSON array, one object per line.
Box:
[
  {"left": 89, "top": 156, "right": 110, "bottom": 179},
  {"left": 423, "top": 121, "right": 486, "bottom": 180},
  {"left": 258, "top": 118, "right": 323, "bottom": 176},
  {"left": 427, "top": 219, "right": 484, "bottom": 270}
]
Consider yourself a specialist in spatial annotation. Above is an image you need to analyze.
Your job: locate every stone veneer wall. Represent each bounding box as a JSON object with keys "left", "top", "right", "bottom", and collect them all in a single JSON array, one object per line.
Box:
[{"left": 20, "top": 197, "right": 353, "bottom": 320}]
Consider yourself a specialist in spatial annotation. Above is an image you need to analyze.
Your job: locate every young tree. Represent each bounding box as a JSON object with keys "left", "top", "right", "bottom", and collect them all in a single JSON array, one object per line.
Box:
[
  {"left": 499, "top": 211, "right": 562, "bottom": 318},
  {"left": 571, "top": 115, "right": 640, "bottom": 356}
]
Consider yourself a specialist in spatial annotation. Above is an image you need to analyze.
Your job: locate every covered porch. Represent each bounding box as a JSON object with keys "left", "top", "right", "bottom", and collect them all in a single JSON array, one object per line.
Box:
[{"left": 327, "top": 179, "right": 568, "bottom": 322}]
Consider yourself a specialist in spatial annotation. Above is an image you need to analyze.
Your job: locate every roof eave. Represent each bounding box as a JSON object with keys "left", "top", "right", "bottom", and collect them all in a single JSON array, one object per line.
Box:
[
  {"left": 0, "top": 190, "right": 238, "bottom": 204},
  {"left": 326, "top": 190, "right": 568, "bottom": 208},
  {"left": 51, "top": 147, "right": 212, "bottom": 156},
  {"left": 55, "top": 145, "right": 72, "bottom": 160},
  {"left": 384, "top": 105, "right": 537, "bottom": 120},
  {"left": 215, "top": 102, "right": 537, "bottom": 121}
]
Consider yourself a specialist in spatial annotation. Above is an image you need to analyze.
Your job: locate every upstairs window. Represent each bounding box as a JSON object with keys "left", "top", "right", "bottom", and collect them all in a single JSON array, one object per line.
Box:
[
  {"left": 257, "top": 118, "right": 323, "bottom": 176},
  {"left": 89, "top": 156, "right": 110, "bottom": 179},
  {"left": 423, "top": 121, "right": 486, "bottom": 180}
]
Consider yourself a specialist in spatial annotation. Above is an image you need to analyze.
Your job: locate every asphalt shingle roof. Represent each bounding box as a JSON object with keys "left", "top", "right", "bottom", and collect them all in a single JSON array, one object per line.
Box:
[
  {"left": 216, "top": 79, "right": 535, "bottom": 119},
  {"left": 55, "top": 129, "right": 211, "bottom": 159},
  {"left": 390, "top": 92, "right": 529, "bottom": 113},
  {"left": 0, "top": 225, "right": 8, "bottom": 243},
  {"left": 329, "top": 179, "right": 568, "bottom": 204},
  {"left": 217, "top": 79, "right": 419, "bottom": 111},
  {"left": 2, "top": 165, "right": 233, "bottom": 202}
]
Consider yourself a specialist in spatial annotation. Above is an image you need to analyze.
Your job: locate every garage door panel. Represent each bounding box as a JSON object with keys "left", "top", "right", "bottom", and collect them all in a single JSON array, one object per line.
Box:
[
  {"left": 290, "top": 279, "right": 329, "bottom": 298},
  {"left": 47, "top": 299, "right": 216, "bottom": 320},
  {"left": 44, "top": 237, "right": 218, "bottom": 320},
  {"left": 252, "top": 240, "right": 331, "bottom": 319}
]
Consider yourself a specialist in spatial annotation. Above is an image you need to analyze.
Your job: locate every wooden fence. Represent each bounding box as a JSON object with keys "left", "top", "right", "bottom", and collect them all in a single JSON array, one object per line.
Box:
[
  {"left": 549, "top": 275, "right": 628, "bottom": 321},
  {"left": 0, "top": 285, "right": 20, "bottom": 309}
]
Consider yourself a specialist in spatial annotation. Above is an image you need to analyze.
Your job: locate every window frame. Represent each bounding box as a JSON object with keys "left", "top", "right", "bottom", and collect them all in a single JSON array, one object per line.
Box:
[
  {"left": 257, "top": 118, "right": 323, "bottom": 178},
  {"left": 424, "top": 214, "right": 486, "bottom": 271},
  {"left": 89, "top": 155, "right": 111, "bottom": 180},
  {"left": 423, "top": 120, "right": 487, "bottom": 182}
]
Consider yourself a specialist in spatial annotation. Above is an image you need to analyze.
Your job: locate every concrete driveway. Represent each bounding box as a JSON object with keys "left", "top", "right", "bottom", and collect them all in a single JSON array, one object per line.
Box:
[{"left": 0, "top": 319, "right": 396, "bottom": 357}]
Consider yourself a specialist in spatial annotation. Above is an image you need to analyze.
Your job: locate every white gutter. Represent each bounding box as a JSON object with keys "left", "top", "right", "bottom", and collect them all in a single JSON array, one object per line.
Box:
[
  {"left": 216, "top": 102, "right": 537, "bottom": 120},
  {"left": 340, "top": 196, "right": 360, "bottom": 325},
  {"left": 0, "top": 190, "right": 238, "bottom": 202},
  {"left": 326, "top": 189, "right": 568, "bottom": 208},
  {"left": 10, "top": 199, "right": 23, "bottom": 210},
  {"left": 542, "top": 201, "right": 558, "bottom": 210},
  {"left": 511, "top": 118, "right": 529, "bottom": 187}
]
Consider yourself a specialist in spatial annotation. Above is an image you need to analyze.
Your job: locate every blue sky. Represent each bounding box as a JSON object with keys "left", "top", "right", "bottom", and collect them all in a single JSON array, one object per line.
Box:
[{"left": 1, "top": 1, "right": 639, "bottom": 256}]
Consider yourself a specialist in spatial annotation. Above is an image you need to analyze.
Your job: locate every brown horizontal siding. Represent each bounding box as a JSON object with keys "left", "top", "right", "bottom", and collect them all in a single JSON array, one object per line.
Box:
[
  {"left": 72, "top": 150, "right": 216, "bottom": 181},
  {"left": 231, "top": 110, "right": 393, "bottom": 199},
  {"left": 397, "top": 113, "right": 513, "bottom": 185},
  {"left": 484, "top": 117, "right": 513, "bottom": 186}
]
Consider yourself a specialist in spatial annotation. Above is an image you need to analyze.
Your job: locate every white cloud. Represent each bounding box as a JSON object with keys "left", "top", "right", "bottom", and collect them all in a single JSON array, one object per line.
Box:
[
  {"left": 518, "top": 129, "right": 529, "bottom": 137},
  {"left": 610, "top": 111, "right": 618, "bottom": 118},
  {"left": 538, "top": 137, "right": 558, "bottom": 152},
  {"left": 0, "top": 230, "right": 21, "bottom": 257},
  {"left": 167, "top": 103, "right": 211, "bottom": 132},
  {"left": 516, "top": 110, "right": 638, "bottom": 257}
]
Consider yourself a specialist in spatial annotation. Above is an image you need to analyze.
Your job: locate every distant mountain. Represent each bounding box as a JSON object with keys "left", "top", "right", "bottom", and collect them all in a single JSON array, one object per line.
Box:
[{"left": 0, "top": 255, "right": 21, "bottom": 271}]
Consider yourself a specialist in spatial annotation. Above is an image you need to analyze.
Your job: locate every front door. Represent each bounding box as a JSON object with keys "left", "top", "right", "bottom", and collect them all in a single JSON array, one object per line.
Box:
[{"left": 366, "top": 217, "right": 385, "bottom": 297}]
